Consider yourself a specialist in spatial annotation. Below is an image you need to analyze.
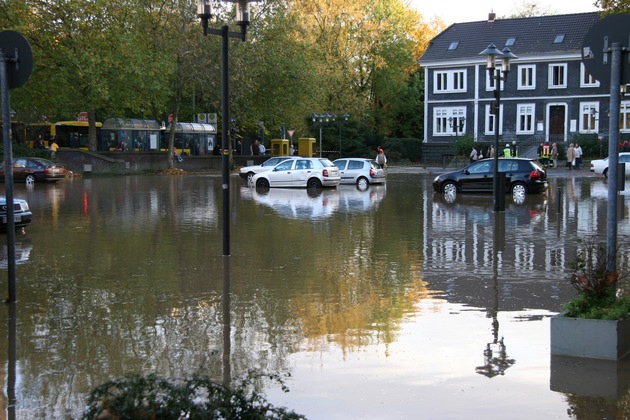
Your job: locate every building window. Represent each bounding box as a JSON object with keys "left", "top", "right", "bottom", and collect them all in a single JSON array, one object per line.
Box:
[
  {"left": 517, "top": 65, "right": 536, "bottom": 90},
  {"left": 580, "top": 63, "right": 600, "bottom": 87},
  {"left": 548, "top": 63, "right": 567, "bottom": 89},
  {"left": 434, "top": 69, "right": 467, "bottom": 93},
  {"left": 579, "top": 102, "right": 599, "bottom": 133},
  {"left": 485, "top": 70, "right": 504, "bottom": 91},
  {"left": 448, "top": 41, "right": 459, "bottom": 50},
  {"left": 516, "top": 104, "right": 535, "bottom": 134},
  {"left": 484, "top": 104, "right": 503, "bottom": 135},
  {"left": 434, "top": 107, "right": 466, "bottom": 135},
  {"left": 621, "top": 102, "right": 630, "bottom": 132}
]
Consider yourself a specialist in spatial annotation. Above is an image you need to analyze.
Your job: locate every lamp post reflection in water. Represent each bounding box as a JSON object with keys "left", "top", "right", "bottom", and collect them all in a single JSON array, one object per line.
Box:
[
  {"left": 223, "top": 256, "right": 231, "bottom": 386},
  {"left": 476, "top": 213, "right": 515, "bottom": 378}
]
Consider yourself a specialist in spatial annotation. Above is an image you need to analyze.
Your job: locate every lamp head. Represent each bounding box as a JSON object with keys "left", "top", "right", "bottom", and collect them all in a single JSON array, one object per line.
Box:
[
  {"left": 500, "top": 47, "right": 517, "bottom": 73},
  {"left": 479, "top": 43, "right": 502, "bottom": 69}
]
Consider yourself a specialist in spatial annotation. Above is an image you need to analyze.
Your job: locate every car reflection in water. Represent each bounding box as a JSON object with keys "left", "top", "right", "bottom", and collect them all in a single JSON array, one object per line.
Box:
[
  {"left": 241, "top": 187, "right": 340, "bottom": 220},
  {"left": 433, "top": 188, "right": 547, "bottom": 227},
  {"left": 0, "top": 238, "right": 32, "bottom": 269},
  {"left": 241, "top": 184, "right": 386, "bottom": 220},
  {"left": 336, "top": 184, "right": 386, "bottom": 214}
]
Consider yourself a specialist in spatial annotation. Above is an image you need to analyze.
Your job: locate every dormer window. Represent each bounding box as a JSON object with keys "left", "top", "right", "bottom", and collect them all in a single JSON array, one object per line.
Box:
[
  {"left": 505, "top": 37, "right": 516, "bottom": 46},
  {"left": 554, "top": 34, "right": 565, "bottom": 44},
  {"left": 448, "top": 41, "right": 459, "bottom": 51}
]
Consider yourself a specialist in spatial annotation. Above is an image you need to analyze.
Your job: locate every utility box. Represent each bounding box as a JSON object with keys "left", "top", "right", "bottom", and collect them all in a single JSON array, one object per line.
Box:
[
  {"left": 271, "top": 139, "right": 290, "bottom": 156},
  {"left": 298, "top": 138, "right": 316, "bottom": 157}
]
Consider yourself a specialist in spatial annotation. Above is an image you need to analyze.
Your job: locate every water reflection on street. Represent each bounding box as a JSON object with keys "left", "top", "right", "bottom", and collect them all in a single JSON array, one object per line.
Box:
[{"left": 0, "top": 173, "right": 630, "bottom": 418}]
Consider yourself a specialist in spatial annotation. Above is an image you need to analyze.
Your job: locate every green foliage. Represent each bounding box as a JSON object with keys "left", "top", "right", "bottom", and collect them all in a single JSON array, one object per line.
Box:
[
  {"left": 563, "top": 240, "right": 630, "bottom": 320},
  {"left": 82, "top": 373, "right": 306, "bottom": 419},
  {"left": 0, "top": 142, "right": 50, "bottom": 161}
]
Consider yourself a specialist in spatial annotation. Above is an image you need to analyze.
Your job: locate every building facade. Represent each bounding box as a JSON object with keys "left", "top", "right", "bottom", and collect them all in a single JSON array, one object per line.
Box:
[{"left": 418, "top": 12, "right": 627, "bottom": 149}]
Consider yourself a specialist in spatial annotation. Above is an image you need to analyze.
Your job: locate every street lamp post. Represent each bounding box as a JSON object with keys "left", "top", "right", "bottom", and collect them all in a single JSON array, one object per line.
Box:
[
  {"left": 230, "top": 117, "right": 236, "bottom": 152},
  {"left": 312, "top": 113, "right": 334, "bottom": 157},
  {"left": 197, "top": 0, "right": 257, "bottom": 256},
  {"left": 336, "top": 113, "right": 350, "bottom": 157},
  {"left": 479, "top": 44, "right": 517, "bottom": 212},
  {"left": 448, "top": 116, "right": 465, "bottom": 159}
]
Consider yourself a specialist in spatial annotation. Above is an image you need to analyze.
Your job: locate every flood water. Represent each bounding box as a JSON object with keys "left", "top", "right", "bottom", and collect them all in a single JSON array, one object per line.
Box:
[{"left": 1, "top": 171, "right": 630, "bottom": 418}]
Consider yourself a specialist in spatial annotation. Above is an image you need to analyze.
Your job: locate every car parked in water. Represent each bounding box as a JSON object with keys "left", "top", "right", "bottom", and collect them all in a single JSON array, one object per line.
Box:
[
  {"left": 432, "top": 158, "right": 548, "bottom": 200},
  {"left": 590, "top": 152, "right": 630, "bottom": 178},
  {"left": 251, "top": 157, "right": 341, "bottom": 189},
  {"left": 333, "top": 158, "right": 386, "bottom": 189},
  {"left": 0, "top": 196, "right": 32, "bottom": 231},
  {"left": 239, "top": 156, "right": 299, "bottom": 182},
  {"left": 0, "top": 157, "right": 69, "bottom": 184}
]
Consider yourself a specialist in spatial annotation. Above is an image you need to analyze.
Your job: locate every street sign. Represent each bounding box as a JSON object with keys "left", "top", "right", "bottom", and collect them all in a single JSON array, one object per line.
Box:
[
  {"left": 582, "top": 14, "right": 630, "bottom": 85},
  {"left": 287, "top": 129, "right": 296, "bottom": 139},
  {"left": 0, "top": 30, "right": 33, "bottom": 89}
]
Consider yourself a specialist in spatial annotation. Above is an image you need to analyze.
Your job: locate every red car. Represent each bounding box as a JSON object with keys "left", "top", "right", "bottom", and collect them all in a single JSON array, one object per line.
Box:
[{"left": 0, "top": 157, "right": 69, "bottom": 184}]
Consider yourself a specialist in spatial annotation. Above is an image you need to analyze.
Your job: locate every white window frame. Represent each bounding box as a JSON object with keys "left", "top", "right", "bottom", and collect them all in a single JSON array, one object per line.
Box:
[
  {"left": 516, "top": 103, "right": 535, "bottom": 134},
  {"left": 517, "top": 64, "right": 536, "bottom": 90},
  {"left": 579, "top": 102, "right": 599, "bottom": 133},
  {"left": 485, "top": 69, "right": 504, "bottom": 91},
  {"left": 433, "top": 107, "right": 466, "bottom": 136},
  {"left": 580, "top": 63, "right": 600, "bottom": 87},
  {"left": 433, "top": 69, "right": 467, "bottom": 93},
  {"left": 621, "top": 101, "right": 630, "bottom": 132},
  {"left": 484, "top": 104, "right": 503, "bottom": 135},
  {"left": 548, "top": 63, "right": 567, "bottom": 89}
]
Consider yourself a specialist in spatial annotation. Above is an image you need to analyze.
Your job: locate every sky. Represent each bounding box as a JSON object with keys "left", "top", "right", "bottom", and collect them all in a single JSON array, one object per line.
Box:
[{"left": 410, "top": 0, "right": 600, "bottom": 24}]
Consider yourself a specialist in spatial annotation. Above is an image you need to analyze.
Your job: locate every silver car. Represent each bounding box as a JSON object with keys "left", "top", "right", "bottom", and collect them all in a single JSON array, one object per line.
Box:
[
  {"left": 333, "top": 158, "right": 386, "bottom": 189},
  {"left": 239, "top": 156, "right": 298, "bottom": 182},
  {"left": 252, "top": 157, "right": 341, "bottom": 189}
]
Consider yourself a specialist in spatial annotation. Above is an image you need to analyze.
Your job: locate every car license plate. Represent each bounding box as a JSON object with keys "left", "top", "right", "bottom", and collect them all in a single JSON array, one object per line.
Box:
[
  {"left": 2, "top": 216, "right": 21, "bottom": 223},
  {"left": 51, "top": 169, "right": 59, "bottom": 173}
]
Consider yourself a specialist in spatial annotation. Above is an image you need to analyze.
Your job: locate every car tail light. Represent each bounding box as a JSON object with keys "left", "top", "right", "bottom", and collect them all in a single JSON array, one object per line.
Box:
[
  {"left": 323, "top": 169, "right": 329, "bottom": 177},
  {"left": 370, "top": 168, "right": 375, "bottom": 177},
  {"left": 529, "top": 170, "right": 541, "bottom": 179}
]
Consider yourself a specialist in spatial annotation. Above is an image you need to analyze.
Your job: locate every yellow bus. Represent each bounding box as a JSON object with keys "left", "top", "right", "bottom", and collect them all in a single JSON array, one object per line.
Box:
[{"left": 25, "top": 121, "right": 102, "bottom": 150}]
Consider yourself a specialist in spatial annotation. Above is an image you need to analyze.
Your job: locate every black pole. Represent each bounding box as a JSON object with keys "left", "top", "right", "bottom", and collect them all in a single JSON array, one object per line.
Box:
[
  {"left": 607, "top": 42, "right": 622, "bottom": 274},
  {"left": 492, "top": 68, "right": 503, "bottom": 212},
  {"left": 221, "top": 25, "right": 230, "bottom": 257},
  {"left": 0, "top": 51, "right": 17, "bottom": 302}
]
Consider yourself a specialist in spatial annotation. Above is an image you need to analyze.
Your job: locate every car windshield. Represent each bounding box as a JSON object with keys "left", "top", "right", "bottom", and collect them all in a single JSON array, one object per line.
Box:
[{"left": 319, "top": 159, "right": 335, "bottom": 167}]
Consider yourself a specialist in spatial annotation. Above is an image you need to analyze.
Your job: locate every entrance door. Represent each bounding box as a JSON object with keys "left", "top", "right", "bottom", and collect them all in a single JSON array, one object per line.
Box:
[{"left": 549, "top": 105, "right": 566, "bottom": 143}]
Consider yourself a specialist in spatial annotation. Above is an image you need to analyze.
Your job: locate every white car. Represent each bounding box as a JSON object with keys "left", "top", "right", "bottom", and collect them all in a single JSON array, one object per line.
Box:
[
  {"left": 239, "top": 156, "right": 298, "bottom": 182},
  {"left": 590, "top": 152, "right": 630, "bottom": 178},
  {"left": 251, "top": 157, "right": 341, "bottom": 188},
  {"left": 333, "top": 158, "right": 386, "bottom": 189}
]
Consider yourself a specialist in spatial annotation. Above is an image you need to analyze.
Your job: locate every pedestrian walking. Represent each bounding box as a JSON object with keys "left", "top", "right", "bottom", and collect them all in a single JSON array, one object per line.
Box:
[
  {"left": 566, "top": 143, "right": 575, "bottom": 170},
  {"left": 551, "top": 143, "right": 558, "bottom": 168},
  {"left": 574, "top": 143, "right": 583, "bottom": 169},
  {"left": 376, "top": 146, "right": 387, "bottom": 169},
  {"left": 469, "top": 147, "right": 478, "bottom": 163}
]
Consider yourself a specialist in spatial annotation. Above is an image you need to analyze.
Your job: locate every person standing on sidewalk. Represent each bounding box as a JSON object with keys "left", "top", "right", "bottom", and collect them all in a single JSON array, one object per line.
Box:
[
  {"left": 551, "top": 143, "right": 558, "bottom": 168},
  {"left": 574, "top": 143, "right": 583, "bottom": 169},
  {"left": 566, "top": 143, "right": 575, "bottom": 170}
]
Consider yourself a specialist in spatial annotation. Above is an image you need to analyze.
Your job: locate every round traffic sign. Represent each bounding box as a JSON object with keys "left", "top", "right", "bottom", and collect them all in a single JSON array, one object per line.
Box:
[{"left": 0, "top": 30, "right": 33, "bottom": 89}]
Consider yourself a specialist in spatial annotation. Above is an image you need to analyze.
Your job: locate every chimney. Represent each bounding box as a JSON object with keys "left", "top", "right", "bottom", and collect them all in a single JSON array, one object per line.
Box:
[{"left": 488, "top": 11, "right": 496, "bottom": 22}]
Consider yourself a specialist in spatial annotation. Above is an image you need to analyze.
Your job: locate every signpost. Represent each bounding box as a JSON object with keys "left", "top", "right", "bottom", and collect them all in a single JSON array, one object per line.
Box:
[
  {"left": 582, "top": 13, "right": 630, "bottom": 274},
  {"left": 0, "top": 30, "right": 32, "bottom": 303}
]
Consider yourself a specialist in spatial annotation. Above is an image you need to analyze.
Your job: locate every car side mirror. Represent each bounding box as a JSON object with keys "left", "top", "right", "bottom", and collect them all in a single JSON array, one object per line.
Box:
[{"left": 463, "top": 169, "right": 470, "bottom": 175}]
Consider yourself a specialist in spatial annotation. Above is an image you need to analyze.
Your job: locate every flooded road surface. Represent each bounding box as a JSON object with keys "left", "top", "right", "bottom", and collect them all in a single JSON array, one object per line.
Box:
[{"left": 1, "top": 171, "right": 629, "bottom": 418}]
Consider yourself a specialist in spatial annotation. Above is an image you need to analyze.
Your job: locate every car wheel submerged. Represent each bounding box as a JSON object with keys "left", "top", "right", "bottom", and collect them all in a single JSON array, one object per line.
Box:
[
  {"left": 307, "top": 178, "right": 322, "bottom": 189},
  {"left": 442, "top": 181, "right": 457, "bottom": 195},
  {"left": 603, "top": 168, "right": 608, "bottom": 179},
  {"left": 256, "top": 178, "right": 270, "bottom": 189},
  {"left": 356, "top": 177, "right": 369, "bottom": 190},
  {"left": 512, "top": 182, "right": 527, "bottom": 202},
  {"left": 25, "top": 174, "right": 36, "bottom": 186}
]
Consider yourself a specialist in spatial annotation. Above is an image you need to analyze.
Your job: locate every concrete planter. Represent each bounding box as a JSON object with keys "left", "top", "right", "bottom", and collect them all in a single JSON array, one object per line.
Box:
[{"left": 550, "top": 313, "right": 630, "bottom": 360}]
